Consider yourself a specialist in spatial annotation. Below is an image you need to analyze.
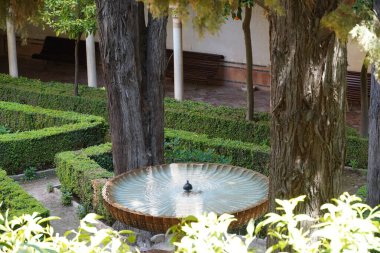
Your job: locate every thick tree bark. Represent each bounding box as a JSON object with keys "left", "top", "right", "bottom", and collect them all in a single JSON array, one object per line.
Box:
[
  {"left": 367, "top": 66, "right": 380, "bottom": 206},
  {"left": 268, "top": 0, "right": 346, "bottom": 219},
  {"left": 367, "top": 0, "right": 380, "bottom": 207},
  {"left": 74, "top": 35, "right": 80, "bottom": 96},
  {"left": 360, "top": 56, "right": 369, "bottom": 137},
  {"left": 243, "top": 6, "right": 254, "bottom": 121},
  {"left": 95, "top": 0, "right": 167, "bottom": 175}
]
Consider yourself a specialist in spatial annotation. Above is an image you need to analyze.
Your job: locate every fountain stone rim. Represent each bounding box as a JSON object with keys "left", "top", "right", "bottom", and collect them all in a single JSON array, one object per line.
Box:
[{"left": 102, "top": 162, "right": 269, "bottom": 233}]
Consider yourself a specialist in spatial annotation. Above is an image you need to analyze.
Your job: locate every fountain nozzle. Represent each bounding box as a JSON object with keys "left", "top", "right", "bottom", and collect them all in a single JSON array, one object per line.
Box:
[{"left": 183, "top": 180, "right": 193, "bottom": 192}]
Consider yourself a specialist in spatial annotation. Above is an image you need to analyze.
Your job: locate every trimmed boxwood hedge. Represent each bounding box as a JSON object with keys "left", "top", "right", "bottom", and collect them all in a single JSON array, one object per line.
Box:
[
  {"left": 0, "top": 74, "right": 368, "bottom": 168},
  {"left": 0, "top": 101, "right": 107, "bottom": 174},
  {"left": 0, "top": 169, "right": 49, "bottom": 218},
  {"left": 55, "top": 143, "right": 113, "bottom": 222}
]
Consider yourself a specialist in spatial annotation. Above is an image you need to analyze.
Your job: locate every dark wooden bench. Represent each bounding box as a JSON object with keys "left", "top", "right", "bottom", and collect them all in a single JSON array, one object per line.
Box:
[
  {"left": 32, "top": 36, "right": 99, "bottom": 65},
  {"left": 165, "top": 49, "right": 224, "bottom": 83},
  {"left": 347, "top": 71, "right": 371, "bottom": 105}
]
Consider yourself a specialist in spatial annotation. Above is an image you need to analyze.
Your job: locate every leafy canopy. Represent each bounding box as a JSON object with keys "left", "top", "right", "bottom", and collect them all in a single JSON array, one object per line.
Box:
[
  {"left": 41, "top": 0, "right": 97, "bottom": 39},
  {"left": 0, "top": 0, "right": 43, "bottom": 37},
  {"left": 141, "top": 0, "right": 282, "bottom": 34}
]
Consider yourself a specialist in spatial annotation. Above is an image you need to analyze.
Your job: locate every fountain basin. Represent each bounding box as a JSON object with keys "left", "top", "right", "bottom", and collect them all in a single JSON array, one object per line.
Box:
[{"left": 102, "top": 163, "right": 268, "bottom": 233}]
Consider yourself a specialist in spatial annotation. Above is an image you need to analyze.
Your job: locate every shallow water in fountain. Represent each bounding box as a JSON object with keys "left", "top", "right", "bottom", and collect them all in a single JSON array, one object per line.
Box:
[{"left": 111, "top": 163, "right": 268, "bottom": 218}]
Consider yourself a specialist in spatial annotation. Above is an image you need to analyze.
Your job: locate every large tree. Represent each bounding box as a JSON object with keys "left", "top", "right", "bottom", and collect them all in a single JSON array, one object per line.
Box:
[
  {"left": 268, "top": 0, "right": 349, "bottom": 218},
  {"left": 95, "top": 0, "right": 167, "bottom": 175}
]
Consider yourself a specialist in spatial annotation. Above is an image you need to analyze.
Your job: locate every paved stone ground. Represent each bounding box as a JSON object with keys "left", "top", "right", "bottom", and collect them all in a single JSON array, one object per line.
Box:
[{"left": 18, "top": 174, "right": 80, "bottom": 236}]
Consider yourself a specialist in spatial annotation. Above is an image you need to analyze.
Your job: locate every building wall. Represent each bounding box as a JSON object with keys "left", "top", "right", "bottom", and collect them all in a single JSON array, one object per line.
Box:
[{"left": 18, "top": 6, "right": 367, "bottom": 85}]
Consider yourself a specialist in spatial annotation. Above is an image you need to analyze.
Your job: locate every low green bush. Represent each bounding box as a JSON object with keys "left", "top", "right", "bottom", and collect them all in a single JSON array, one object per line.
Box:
[
  {"left": 0, "top": 125, "right": 10, "bottom": 135},
  {"left": 55, "top": 144, "right": 113, "bottom": 222},
  {"left": 0, "top": 169, "right": 49, "bottom": 218},
  {"left": 0, "top": 101, "right": 107, "bottom": 174},
  {"left": 346, "top": 136, "right": 368, "bottom": 169},
  {"left": 356, "top": 185, "right": 367, "bottom": 199},
  {"left": 165, "top": 129, "right": 270, "bottom": 173}
]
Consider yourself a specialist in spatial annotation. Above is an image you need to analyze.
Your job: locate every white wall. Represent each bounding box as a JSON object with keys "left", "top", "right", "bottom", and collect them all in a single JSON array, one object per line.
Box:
[
  {"left": 24, "top": 6, "right": 366, "bottom": 72},
  {"left": 166, "top": 6, "right": 270, "bottom": 66}
]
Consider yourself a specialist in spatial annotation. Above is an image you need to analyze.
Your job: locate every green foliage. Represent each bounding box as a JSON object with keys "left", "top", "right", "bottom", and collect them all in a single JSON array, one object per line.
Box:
[
  {"left": 61, "top": 187, "right": 73, "bottom": 206},
  {"left": 171, "top": 213, "right": 256, "bottom": 253},
  {"left": 257, "top": 193, "right": 380, "bottom": 252},
  {"left": 144, "top": 0, "right": 282, "bottom": 34},
  {"left": 0, "top": 101, "right": 107, "bottom": 174},
  {"left": 55, "top": 144, "right": 114, "bottom": 222},
  {"left": 0, "top": 0, "right": 43, "bottom": 37},
  {"left": 41, "top": 0, "right": 97, "bottom": 38},
  {"left": 348, "top": 159, "right": 359, "bottom": 169},
  {"left": 356, "top": 185, "right": 367, "bottom": 199},
  {"left": 47, "top": 183, "right": 54, "bottom": 193},
  {"left": 23, "top": 166, "right": 36, "bottom": 180},
  {"left": 77, "top": 204, "right": 90, "bottom": 219},
  {"left": 165, "top": 129, "right": 270, "bottom": 173},
  {"left": 0, "top": 169, "right": 49, "bottom": 219},
  {"left": 165, "top": 138, "right": 232, "bottom": 164},
  {"left": 173, "top": 193, "right": 380, "bottom": 253},
  {"left": 0, "top": 125, "right": 10, "bottom": 135},
  {"left": 0, "top": 212, "right": 136, "bottom": 252},
  {"left": 322, "top": 3, "right": 363, "bottom": 41}
]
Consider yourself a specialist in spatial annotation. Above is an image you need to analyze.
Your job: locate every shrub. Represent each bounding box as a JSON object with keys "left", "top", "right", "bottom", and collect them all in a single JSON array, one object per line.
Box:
[
  {"left": 164, "top": 137, "right": 232, "bottom": 164},
  {"left": 0, "top": 169, "right": 49, "bottom": 218},
  {"left": 61, "top": 187, "right": 73, "bottom": 206},
  {"left": 171, "top": 213, "right": 255, "bottom": 253},
  {"left": 165, "top": 129, "right": 270, "bottom": 173},
  {"left": 257, "top": 193, "right": 380, "bottom": 252},
  {"left": 55, "top": 144, "right": 113, "bottom": 222},
  {"left": 23, "top": 167, "right": 37, "bottom": 180},
  {"left": 0, "top": 212, "right": 136, "bottom": 252},
  {"left": 0, "top": 125, "right": 10, "bottom": 135},
  {"left": 47, "top": 183, "right": 54, "bottom": 193},
  {"left": 356, "top": 185, "right": 367, "bottom": 199},
  {"left": 172, "top": 193, "right": 380, "bottom": 253},
  {"left": 0, "top": 101, "right": 107, "bottom": 174}
]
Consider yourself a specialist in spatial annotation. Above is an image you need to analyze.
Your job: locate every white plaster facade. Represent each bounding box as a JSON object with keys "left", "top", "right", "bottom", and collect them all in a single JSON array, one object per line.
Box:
[{"left": 22, "top": 5, "right": 366, "bottom": 72}]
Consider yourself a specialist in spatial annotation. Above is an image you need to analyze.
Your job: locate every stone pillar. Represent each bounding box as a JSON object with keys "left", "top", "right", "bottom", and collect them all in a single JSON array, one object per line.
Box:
[
  {"left": 86, "top": 33, "right": 97, "bottom": 87},
  {"left": 6, "top": 16, "right": 18, "bottom": 77},
  {"left": 173, "top": 16, "right": 184, "bottom": 101}
]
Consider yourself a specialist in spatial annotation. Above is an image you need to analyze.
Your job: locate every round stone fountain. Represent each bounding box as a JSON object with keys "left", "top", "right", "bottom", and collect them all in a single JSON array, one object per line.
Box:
[{"left": 102, "top": 163, "right": 268, "bottom": 233}]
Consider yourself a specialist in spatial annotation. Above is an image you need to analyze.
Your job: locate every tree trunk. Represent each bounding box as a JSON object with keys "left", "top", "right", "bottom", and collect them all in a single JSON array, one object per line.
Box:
[
  {"left": 367, "top": 66, "right": 380, "bottom": 206},
  {"left": 243, "top": 6, "right": 254, "bottom": 121},
  {"left": 360, "top": 55, "right": 369, "bottom": 137},
  {"left": 367, "top": 0, "right": 380, "bottom": 207},
  {"left": 95, "top": 0, "right": 167, "bottom": 175},
  {"left": 74, "top": 35, "right": 81, "bottom": 96},
  {"left": 268, "top": 0, "right": 346, "bottom": 219}
]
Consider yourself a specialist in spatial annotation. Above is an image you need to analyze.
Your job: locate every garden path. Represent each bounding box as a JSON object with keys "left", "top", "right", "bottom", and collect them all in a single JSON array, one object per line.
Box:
[{"left": 18, "top": 174, "right": 81, "bottom": 236}]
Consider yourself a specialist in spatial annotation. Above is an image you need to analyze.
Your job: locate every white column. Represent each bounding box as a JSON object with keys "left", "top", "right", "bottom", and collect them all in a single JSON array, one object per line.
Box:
[
  {"left": 173, "top": 17, "right": 184, "bottom": 101},
  {"left": 86, "top": 33, "right": 97, "bottom": 88},
  {"left": 6, "top": 16, "right": 18, "bottom": 77}
]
